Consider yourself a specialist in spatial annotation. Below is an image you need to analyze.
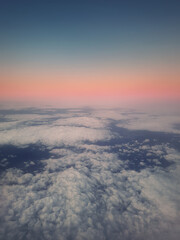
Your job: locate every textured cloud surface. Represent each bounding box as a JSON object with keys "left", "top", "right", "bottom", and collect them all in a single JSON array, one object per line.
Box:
[{"left": 0, "top": 107, "right": 180, "bottom": 240}]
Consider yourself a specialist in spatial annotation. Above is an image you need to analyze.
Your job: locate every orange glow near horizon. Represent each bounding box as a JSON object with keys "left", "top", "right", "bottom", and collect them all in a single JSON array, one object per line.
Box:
[{"left": 0, "top": 64, "right": 180, "bottom": 103}]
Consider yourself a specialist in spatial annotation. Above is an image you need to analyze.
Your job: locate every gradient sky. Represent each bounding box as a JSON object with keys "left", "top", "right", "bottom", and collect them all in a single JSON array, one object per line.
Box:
[{"left": 0, "top": 0, "right": 180, "bottom": 105}]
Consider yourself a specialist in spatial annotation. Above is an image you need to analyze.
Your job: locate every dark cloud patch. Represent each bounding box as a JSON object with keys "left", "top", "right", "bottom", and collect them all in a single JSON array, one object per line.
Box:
[
  {"left": 0, "top": 107, "right": 68, "bottom": 116},
  {"left": 0, "top": 144, "right": 51, "bottom": 174},
  {"left": 173, "top": 123, "right": 180, "bottom": 130},
  {"left": 0, "top": 107, "right": 95, "bottom": 117},
  {"left": 117, "top": 144, "right": 172, "bottom": 172},
  {"left": 99, "top": 120, "right": 180, "bottom": 151},
  {"left": 0, "top": 117, "right": 16, "bottom": 123}
]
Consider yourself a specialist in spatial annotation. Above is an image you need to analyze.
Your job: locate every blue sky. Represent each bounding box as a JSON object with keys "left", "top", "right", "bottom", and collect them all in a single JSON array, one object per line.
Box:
[
  {"left": 1, "top": 0, "right": 180, "bottom": 65},
  {"left": 0, "top": 0, "right": 180, "bottom": 104}
]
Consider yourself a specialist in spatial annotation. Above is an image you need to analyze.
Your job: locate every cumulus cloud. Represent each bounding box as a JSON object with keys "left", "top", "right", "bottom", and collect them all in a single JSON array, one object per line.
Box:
[
  {"left": 0, "top": 125, "right": 113, "bottom": 147},
  {"left": 0, "top": 142, "right": 180, "bottom": 240},
  {"left": 0, "top": 109, "right": 113, "bottom": 147},
  {"left": 0, "top": 107, "right": 180, "bottom": 240},
  {"left": 53, "top": 116, "right": 109, "bottom": 129},
  {"left": 116, "top": 113, "right": 180, "bottom": 134},
  {"left": 91, "top": 108, "right": 180, "bottom": 134}
]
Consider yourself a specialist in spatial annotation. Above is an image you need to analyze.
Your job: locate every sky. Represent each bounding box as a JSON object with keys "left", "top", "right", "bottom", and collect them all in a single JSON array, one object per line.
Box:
[{"left": 0, "top": 0, "right": 180, "bottom": 105}]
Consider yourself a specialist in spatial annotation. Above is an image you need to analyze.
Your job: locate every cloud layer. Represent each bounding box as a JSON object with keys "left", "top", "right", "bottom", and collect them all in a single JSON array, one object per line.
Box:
[{"left": 0, "top": 107, "right": 180, "bottom": 240}]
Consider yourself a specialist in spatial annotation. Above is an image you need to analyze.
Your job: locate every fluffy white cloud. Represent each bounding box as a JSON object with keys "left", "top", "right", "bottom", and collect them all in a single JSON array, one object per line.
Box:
[
  {"left": 0, "top": 142, "right": 180, "bottom": 240},
  {"left": 53, "top": 116, "right": 109, "bottom": 129},
  {"left": 0, "top": 125, "right": 112, "bottom": 147},
  {"left": 116, "top": 113, "right": 180, "bottom": 134},
  {"left": 0, "top": 107, "right": 180, "bottom": 240},
  {"left": 0, "top": 109, "right": 113, "bottom": 147},
  {"left": 91, "top": 108, "right": 180, "bottom": 134}
]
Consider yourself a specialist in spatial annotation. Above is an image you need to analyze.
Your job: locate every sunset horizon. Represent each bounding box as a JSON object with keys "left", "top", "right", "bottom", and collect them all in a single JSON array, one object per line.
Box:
[
  {"left": 0, "top": 0, "right": 179, "bottom": 106},
  {"left": 0, "top": 1, "right": 180, "bottom": 240}
]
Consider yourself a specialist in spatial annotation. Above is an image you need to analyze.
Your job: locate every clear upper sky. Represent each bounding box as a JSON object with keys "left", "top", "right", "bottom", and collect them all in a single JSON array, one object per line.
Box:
[{"left": 0, "top": 0, "right": 180, "bottom": 104}]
